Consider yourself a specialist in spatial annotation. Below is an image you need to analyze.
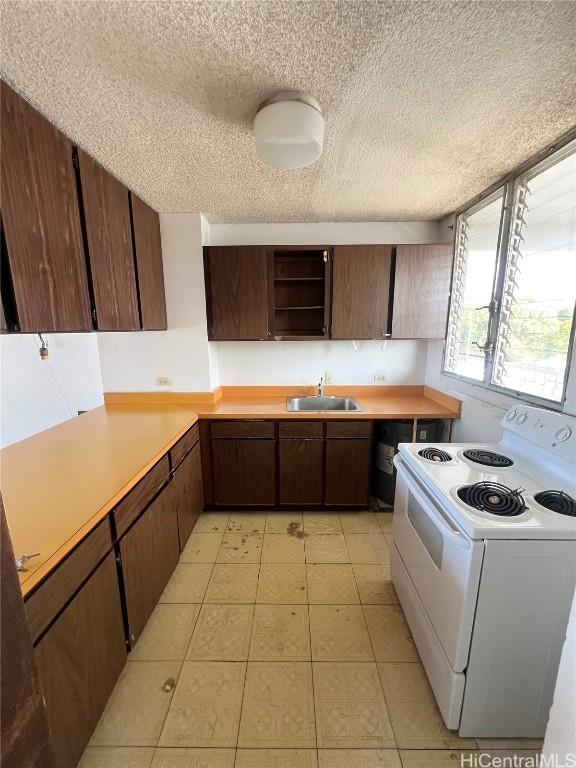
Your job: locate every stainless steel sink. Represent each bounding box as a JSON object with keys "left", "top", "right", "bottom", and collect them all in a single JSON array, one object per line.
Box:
[{"left": 286, "top": 396, "right": 363, "bottom": 412}]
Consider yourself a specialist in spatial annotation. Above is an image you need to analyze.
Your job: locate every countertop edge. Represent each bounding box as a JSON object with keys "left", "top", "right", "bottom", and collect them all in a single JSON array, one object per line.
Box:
[
  {"left": 6, "top": 386, "right": 461, "bottom": 597},
  {"left": 15, "top": 413, "right": 199, "bottom": 598}
]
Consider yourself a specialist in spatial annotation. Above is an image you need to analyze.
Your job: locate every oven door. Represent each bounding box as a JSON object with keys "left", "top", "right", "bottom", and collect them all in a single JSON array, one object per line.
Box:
[{"left": 393, "top": 456, "right": 484, "bottom": 672}]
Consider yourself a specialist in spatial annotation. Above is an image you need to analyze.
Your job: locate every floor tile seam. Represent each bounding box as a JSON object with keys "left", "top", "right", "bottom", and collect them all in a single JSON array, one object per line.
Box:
[
  {"left": 155, "top": 658, "right": 185, "bottom": 749},
  {"left": 232, "top": 658, "right": 251, "bottom": 750},
  {"left": 303, "top": 598, "right": 319, "bottom": 753}
]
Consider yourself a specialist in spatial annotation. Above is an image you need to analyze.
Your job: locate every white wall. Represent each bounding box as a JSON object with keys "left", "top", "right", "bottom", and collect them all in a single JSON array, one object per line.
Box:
[
  {"left": 97, "top": 213, "right": 218, "bottom": 392},
  {"left": 0, "top": 333, "right": 104, "bottom": 448},
  {"left": 209, "top": 221, "right": 441, "bottom": 246},
  {"left": 216, "top": 340, "right": 428, "bottom": 386}
]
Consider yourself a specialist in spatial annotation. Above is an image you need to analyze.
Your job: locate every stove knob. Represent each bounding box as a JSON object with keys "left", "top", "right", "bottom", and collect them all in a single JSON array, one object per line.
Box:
[
  {"left": 553, "top": 426, "right": 573, "bottom": 443},
  {"left": 506, "top": 409, "right": 517, "bottom": 421},
  {"left": 515, "top": 413, "right": 528, "bottom": 425}
]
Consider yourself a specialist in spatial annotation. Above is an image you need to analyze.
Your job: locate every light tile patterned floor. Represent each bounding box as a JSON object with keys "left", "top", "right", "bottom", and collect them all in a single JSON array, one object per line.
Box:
[{"left": 81, "top": 510, "right": 542, "bottom": 767}]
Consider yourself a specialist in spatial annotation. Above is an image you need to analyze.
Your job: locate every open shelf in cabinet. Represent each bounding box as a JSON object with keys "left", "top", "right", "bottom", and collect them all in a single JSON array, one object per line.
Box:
[{"left": 270, "top": 248, "right": 330, "bottom": 339}]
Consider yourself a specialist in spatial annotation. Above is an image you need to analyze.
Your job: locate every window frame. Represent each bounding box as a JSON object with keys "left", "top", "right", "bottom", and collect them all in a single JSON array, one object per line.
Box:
[{"left": 442, "top": 134, "right": 576, "bottom": 410}]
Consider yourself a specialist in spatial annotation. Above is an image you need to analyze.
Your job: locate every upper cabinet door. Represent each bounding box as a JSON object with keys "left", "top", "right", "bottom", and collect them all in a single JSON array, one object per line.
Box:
[
  {"left": 0, "top": 83, "right": 92, "bottom": 332},
  {"left": 78, "top": 150, "right": 140, "bottom": 331},
  {"left": 204, "top": 246, "right": 269, "bottom": 340},
  {"left": 392, "top": 244, "right": 453, "bottom": 339},
  {"left": 331, "top": 245, "right": 393, "bottom": 339},
  {"left": 131, "top": 193, "right": 167, "bottom": 330}
]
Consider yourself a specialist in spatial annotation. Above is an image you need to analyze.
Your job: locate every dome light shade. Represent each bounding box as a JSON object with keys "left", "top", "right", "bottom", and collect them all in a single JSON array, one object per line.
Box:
[{"left": 254, "top": 93, "right": 324, "bottom": 170}]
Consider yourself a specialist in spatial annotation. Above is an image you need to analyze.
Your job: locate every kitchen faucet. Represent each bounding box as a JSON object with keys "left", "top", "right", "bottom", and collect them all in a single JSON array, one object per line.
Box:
[{"left": 317, "top": 376, "right": 324, "bottom": 397}]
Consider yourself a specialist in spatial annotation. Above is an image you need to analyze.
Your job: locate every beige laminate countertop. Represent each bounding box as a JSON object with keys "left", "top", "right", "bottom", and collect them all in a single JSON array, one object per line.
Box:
[
  {"left": 1, "top": 404, "right": 199, "bottom": 595},
  {"left": 1, "top": 385, "right": 460, "bottom": 596},
  {"left": 198, "top": 394, "right": 460, "bottom": 419}
]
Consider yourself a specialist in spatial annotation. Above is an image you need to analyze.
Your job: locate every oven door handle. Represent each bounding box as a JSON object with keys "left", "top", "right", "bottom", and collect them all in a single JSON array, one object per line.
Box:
[{"left": 397, "top": 459, "right": 470, "bottom": 549}]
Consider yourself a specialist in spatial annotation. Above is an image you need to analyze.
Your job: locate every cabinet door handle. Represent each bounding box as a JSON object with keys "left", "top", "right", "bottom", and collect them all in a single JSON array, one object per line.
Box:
[{"left": 15, "top": 552, "right": 40, "bottom": 571}]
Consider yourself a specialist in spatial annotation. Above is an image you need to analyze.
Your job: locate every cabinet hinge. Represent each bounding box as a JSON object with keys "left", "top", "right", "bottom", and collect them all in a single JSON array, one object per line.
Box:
[
  {"left": 91, "top": 308, "right": 97, "bottom": 324},
  {"left": 71, "top": 148, "right": 79, "bottom": 169}
]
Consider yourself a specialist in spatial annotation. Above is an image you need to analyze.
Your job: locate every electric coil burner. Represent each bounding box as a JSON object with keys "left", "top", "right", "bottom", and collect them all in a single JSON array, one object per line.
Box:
[
  {"left": 418, "top": 447, "right": 453, "bottom": 463},
  {"left": 534, "top": 490, "right": 576, "bottom": 518},
  {"left": 462, "top": 449, "right": 514, "bottom": 468},
  {"left": 457, "top": 481, "right": 527, "bottom": 516}
]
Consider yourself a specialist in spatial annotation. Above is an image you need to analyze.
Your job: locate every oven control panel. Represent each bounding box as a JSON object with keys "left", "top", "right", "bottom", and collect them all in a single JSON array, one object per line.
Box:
[{"left": 501, "top": 405, "right": 576, "bottom": 462}]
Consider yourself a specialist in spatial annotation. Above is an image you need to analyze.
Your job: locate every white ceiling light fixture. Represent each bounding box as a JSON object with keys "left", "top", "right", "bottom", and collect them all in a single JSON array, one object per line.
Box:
[{"left": 254, "top": 91, "right": 324, "bottom": 170}]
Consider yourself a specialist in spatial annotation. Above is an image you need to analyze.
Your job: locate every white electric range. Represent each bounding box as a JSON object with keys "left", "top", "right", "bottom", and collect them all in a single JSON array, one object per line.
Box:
[{"left": 390, "top": 405, "right": 576, "bottom": 737}]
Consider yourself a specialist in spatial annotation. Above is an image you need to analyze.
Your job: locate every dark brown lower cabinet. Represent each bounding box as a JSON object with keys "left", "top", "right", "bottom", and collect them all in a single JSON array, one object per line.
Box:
[
  {"left": 212, "top": 439, "right": 275, "bottom": 505},
  {"left": 1, "top": 497, "right": 54, "bottom": 768},
  {"left": 325, "top": 438, "right": 372, "bottom": 506},
  {"left": 279, "top": 439, "right": 323, "bottom": 504},
  {"left": 120, "top": 488, "right": 179, "bottom": 644},
  {"left": 171, "top": 442, "right": 204, "bottom": 550},
  {"left": 33, "top": 553, "right": 126, "bottom": 768},
  {"left": 205, "top": 419, "right": 373, "bottom": 508}
]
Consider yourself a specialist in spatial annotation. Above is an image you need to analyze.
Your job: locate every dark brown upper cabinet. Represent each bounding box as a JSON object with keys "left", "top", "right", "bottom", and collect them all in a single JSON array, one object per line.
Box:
[
  {"left": 78, "top": 150, "right": 140, "bottom": 331},
  {"left": 204, "top": 246, "right": 269, "bottom": 340},
  {"left": 0, "top": 82, "right": 92, "bottom": 332},
  {"left": 131, "top": 192, "right": 167, "bottom": 330},
  {"left": 1, "top": 82, "right": 167, "bottom": 334},
  {"left": 331, "top": 245, "right": 392, "bottom": 339},
  {"left": 270, "top": 246, "right": 331, "bottom": 340},
  {"left": 391, "top": 244, "right": 453, "bottom": 339}
]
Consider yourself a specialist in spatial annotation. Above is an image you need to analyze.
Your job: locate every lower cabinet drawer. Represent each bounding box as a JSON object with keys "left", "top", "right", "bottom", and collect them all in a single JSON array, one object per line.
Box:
[
  {"left": 120, "top": 485, "right": 180, "bottom": 644},
  {"left": 170, "top": 422, "right": 199, "bottom": 469},
  {"left": 25, "top": 518, "right": 113, "bottom": 644},
  {"left": 326, "top": 421, "right": 373, "bottom": 438},
  {"left": 114, "top": 455, "right": 170, "bottom": 538},
  {"left": 34, "top": 552, "right": 126, "bottom": 768},
  {"left": 279, "top": 421, "right": 323, "bottom": 438},
  {"left": 211, "top": 420, "right": 275, "bottom": 439}
]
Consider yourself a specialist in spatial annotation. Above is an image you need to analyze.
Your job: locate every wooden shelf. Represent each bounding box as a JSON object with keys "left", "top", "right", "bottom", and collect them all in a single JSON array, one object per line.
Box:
[
  {"left": 271, "top": 249, "right": 329, "bottom": 338},
  {"left": 274, "top": 332, "right": 326, "bottom": 340},
  {"left": 274, "top": 277, "right": 324, "bottom": 282}
]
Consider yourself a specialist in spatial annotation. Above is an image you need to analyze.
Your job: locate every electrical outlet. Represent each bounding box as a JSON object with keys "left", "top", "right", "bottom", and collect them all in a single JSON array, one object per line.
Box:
[
  {"left": 156, "top": 376, "right": 172, "bottom": 386},
  {"left": 324, "top": 371, "right": 333, "bottom": 384},
  {"left": 374, "top": 373, "right": 386, "bottom": 382}
]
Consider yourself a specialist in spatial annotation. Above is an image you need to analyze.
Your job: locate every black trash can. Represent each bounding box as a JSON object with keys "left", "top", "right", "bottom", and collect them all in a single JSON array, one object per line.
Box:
[{"left": 372, "top": 419, "right": 442, "bottom": 506}]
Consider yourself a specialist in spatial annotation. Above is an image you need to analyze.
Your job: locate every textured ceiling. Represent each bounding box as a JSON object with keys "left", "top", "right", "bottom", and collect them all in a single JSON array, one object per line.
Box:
[{"left": 1, "top": 0, "right": 575, "bottom": 223}]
